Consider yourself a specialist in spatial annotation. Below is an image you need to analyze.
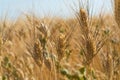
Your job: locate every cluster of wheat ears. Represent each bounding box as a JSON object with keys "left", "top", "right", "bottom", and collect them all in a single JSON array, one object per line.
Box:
[{"left": 0, "top": 0, "right": 120, "bottom": 80}]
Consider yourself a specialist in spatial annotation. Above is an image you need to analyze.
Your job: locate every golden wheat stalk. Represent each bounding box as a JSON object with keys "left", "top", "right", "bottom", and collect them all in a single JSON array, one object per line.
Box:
[
  {"left": 79, "top": 9, "right": 96, "bottom": 65},
  {"left": 115, "top": 0, "right": 120, "bottom": 27},
  {"left": 0, "top": 35, "right": 2, "bottom": 55}
]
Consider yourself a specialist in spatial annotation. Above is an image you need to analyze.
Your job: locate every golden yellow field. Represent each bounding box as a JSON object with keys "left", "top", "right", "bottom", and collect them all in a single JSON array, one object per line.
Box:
[{"left": 0, "top": 1, "right": 120, "bottom": 80}]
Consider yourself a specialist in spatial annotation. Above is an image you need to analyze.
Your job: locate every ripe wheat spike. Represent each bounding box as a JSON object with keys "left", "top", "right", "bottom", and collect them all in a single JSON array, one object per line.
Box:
[{"left": 115, "top": 0, "right": 120, "bottom": 27}]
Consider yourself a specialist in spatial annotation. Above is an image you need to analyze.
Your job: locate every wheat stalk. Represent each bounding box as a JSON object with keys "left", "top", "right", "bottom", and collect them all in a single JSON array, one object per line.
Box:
[
  {"left": 0, "top": 36, "right": 2, "bottom": 55},
  {"left": 78, "top": 8, "right": 96, "bottom": 65},
  {"left": 115, "top": 0, "right": 120, "bottom": 27}
]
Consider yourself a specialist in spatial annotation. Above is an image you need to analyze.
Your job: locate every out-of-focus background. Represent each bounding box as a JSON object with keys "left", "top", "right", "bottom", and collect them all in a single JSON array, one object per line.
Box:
[{"left": 0, "top": 0, "right": 113, "bottom": 18}]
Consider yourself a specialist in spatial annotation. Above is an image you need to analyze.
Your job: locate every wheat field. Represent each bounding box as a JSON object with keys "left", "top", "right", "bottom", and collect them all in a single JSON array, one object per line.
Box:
[{"left": 0, "top": 0, "right": 120, "bottom": 80}]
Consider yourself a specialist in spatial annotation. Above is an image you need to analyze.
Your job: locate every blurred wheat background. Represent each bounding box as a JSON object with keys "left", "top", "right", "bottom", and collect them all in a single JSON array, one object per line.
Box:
[{"left": 0, "top": 0, "right": 120, "bottom": 80}]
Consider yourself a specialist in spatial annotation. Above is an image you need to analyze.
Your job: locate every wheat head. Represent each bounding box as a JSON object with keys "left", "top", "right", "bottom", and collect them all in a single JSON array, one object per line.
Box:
[
  {"left": 80, "top": 9, "right": 89, "bottom": 39},
  {"left": 57, "top": 33, "right": 66, "bottom": 61}
]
